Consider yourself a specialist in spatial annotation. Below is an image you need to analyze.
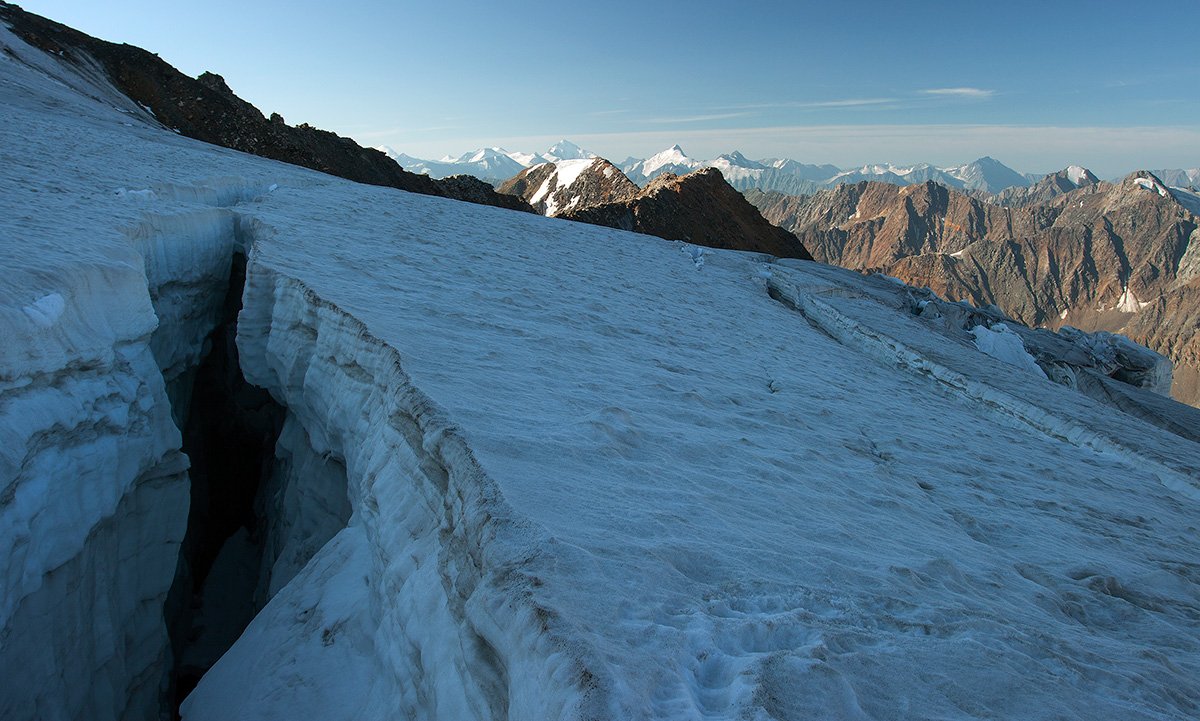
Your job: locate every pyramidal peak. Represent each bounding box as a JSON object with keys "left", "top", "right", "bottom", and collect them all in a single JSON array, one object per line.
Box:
[{"left": 545, "top": 139, "right": 595, "bottom": 161}]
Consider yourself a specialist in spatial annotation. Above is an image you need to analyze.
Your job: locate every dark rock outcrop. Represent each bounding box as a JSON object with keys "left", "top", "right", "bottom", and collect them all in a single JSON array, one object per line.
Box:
[
  {"left": 434, "top": 174, "right": 531, "bottom": 212},
  {"left": 0, "top": 2, "right": 532, "bottom": 212},
  {"left": 561, "top": 168, "right": 812, "bottom": 260},
  {"left": 500, "top": 160, "right": 812, "bottom": 260},
  {"left": 748, "top": 174, "right": 1200, "bottom": 405}
]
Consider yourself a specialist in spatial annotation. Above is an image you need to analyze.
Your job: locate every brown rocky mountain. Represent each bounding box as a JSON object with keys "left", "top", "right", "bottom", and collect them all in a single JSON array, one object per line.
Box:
[
  {"left": 747, "top": 174, "right": 1200, "bottom": 405},
  {"left": 503, "top": 162, "right": 812, "bottom": 260},
  {"left": 992, "top": 167, "right": 1104, "bottom": 207},
  {"left": 497, "top": 157, "right": 639, "bottom": 215},
  {"left": 0, "top": 2, "right": 530, "bottom": 213}
]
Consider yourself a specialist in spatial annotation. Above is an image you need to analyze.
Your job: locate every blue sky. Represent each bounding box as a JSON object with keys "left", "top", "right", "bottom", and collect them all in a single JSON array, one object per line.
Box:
[{"left": 17, "top": 0, "right": 1200, "bottom": 177}]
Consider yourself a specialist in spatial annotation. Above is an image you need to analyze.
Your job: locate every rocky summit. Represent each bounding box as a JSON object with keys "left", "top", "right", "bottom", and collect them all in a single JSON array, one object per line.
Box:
[
  {"left": 991, "top": 166, "right": 1103, "bottom": 207},
  {"left": 501, "top": 159, "right": 813, "bottom": 261},
  {"left": 563, "top": 168, "right": 812, "bottom": 260},
  {"left": 497, "top": 157, "right": 639, "bottom": 216}
]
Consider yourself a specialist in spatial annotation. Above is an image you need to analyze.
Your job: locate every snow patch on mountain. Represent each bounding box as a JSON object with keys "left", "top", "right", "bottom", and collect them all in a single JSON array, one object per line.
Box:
[
  {"left": 1133, "top": 176, "right": 1169, "bottom": 197},
  {"left": 1115, "top": 286, "right": 1153, "bottom": 313},
  {"left": 529, "top": 158, "right": 599, "bottom": 215},
  {"left": 1066, "top": 165, "right": 1090, "bottom": 185}
]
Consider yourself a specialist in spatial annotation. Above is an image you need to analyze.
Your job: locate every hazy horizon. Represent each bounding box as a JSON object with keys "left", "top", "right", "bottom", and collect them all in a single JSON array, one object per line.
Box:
[
  {"left": 16, "top": 0, "right": 1200, "bottom": 179},
  {"left": 376, "top": 127, "right": 1200, "bottom": 181}
]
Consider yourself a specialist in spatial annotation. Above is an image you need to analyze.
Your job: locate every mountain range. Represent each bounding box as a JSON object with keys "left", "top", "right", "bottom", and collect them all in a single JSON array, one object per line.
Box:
[
  {"left": 389, "top": 141, "right": 1198, "bottom": 197},
  {"left": 377, "top": 140, "right": 595, "bottom": 185},
  {"left": 618, "top": 147, "right": 1041, "bottom": 194}
]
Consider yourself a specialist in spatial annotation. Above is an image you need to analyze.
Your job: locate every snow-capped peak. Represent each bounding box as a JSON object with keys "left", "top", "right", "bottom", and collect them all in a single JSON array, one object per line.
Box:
[
  {"left": 544, "top": 139, "right": 595, "bottom": 162},
  {"left": 715, "top": 151, "right": 767, "bottom": 170},
  {"left": 461, "top": 147, "right": 512, "bottom": 164},
  {"left": 653, "top": 145, "right": 687, "bottom": 160},
  {"left": 504, "top": 151, "right": 548, "bottom": 167},
  {"left": 620, "top": 145, "right": 704, "bottom": 182},
  {"left": 642, "top": 145, "right": 696, "bottom": 171},
  {"left": 940, "top": 157, "right": 1029, "bottom": 192},
  {"left": 1065, "top": 165, "right": 1090, "bottom": 186}
]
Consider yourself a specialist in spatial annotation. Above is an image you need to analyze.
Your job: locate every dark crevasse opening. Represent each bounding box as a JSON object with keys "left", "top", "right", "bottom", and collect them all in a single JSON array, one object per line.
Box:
[{"left": 165, "top": 252, "right": 285, "bottom": 716}]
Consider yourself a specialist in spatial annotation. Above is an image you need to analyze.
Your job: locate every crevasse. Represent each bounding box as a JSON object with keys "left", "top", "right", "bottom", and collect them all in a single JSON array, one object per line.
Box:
[{"left": 181, "top": 251, "right": 596, "bottom": 720}]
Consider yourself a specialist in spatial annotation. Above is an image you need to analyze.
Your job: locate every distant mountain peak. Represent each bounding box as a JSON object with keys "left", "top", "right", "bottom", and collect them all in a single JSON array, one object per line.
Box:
[
  {"left": 545, "top": 139, "right": 594, "bottom": 161},
  {"left": 714, "top": 151, "right": 769, "bottom": 172},
  {"left": 649, "top": 144, "right": 689, "bottom": 159},
  {"left": 942, "top": 157, "right": 1029, "bottom": 193}
]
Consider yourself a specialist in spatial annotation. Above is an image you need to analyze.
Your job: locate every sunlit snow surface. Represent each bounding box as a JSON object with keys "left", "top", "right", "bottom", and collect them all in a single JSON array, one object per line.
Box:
[{"left": 2, "top": 23, "right": 1199, "bottom": 721}]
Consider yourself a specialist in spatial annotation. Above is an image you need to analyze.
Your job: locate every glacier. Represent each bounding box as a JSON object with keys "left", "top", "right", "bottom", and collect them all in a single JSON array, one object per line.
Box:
[{"left": 1, "top": 19, "right": 1199, "bottom": 721}]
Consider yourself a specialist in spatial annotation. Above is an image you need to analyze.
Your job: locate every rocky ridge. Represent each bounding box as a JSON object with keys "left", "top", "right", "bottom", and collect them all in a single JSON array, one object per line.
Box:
[
  {"left": 991, "top": 166, "right": 1103, "bottom": 207},
  {"left": 0, "top": 2, "right": 531, "bottom": 213},
  {"left": 500, "top": 159, "right": 812, "bottom": 259},
  {"left": 562, "top": 168, "right": 813, "bottom": 260}
]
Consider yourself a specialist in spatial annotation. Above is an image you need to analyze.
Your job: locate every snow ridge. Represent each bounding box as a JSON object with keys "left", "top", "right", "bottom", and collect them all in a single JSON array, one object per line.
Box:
[{"left": 766, "top": 266, "right": 1200, "bottom": 497}]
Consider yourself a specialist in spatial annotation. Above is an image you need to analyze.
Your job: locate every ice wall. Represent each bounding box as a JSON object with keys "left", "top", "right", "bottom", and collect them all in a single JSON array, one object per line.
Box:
[
  {"left": 0, "top": 229, "right": 197, "bottom": 718},
  {"left": 0, "top": 172, "right": 273, "bottom": 720},
  {"left": 0, "top": 21, "right": 310, "bottom": 719}
]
